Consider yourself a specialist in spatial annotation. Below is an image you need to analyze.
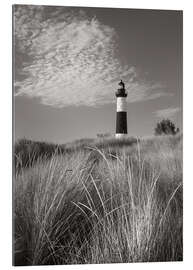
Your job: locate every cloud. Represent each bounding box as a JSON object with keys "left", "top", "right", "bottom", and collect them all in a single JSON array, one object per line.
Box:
[
  {"left": 14, "top": 5, "right": 167, "bottom": 107},
  {"left": 155, "top": 107, "right": 181, "bottom": 119}
]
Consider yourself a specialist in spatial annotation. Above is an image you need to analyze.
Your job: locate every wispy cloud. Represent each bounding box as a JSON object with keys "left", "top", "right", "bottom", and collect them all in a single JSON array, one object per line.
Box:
[
  {"left": 14, "top": 5, "right": 167, "bottom": 107},
  {"left": 155, "top": 107, "right": 181, "bottom": 118}
]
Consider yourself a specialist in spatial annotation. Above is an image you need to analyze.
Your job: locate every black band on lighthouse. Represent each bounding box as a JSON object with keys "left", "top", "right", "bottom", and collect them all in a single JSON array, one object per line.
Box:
[{"left": 116, "top": 111, "right": 127, "bottom": 134}]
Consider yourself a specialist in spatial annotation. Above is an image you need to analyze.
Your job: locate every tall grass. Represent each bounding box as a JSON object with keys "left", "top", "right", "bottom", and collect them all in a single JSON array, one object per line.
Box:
[
  {"left": 14, "top": 137, "right": 138, "bottom": 170},
  {"left": 13, "top": 135, "right": 183, "bottom": 265}
]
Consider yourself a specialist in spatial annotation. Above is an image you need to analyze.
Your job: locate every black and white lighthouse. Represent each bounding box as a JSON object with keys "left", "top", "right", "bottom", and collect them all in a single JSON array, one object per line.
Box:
[{"left": 115, "top": 80, "right": 127, "bottom": 138}]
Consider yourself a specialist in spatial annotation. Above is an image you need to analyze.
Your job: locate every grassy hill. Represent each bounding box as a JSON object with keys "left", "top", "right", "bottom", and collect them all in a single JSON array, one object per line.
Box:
[{"left": 13, "top": 135, "right": 183, "bottom": 265}]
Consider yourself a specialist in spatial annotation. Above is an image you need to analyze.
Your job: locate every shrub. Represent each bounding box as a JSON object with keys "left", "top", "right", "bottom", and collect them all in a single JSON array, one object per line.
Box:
[{"left": 154, "top": 119, "right": 180, "bottom": 136}]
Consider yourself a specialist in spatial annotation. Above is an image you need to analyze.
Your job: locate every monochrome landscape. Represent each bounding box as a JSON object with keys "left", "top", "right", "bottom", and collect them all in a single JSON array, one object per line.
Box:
[{"left": 13, "top": 5, "right": 183, "bottom": 266}]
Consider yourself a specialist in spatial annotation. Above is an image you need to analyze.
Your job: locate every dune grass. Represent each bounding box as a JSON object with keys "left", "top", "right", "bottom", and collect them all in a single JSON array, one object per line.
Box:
[{"left": 13, "top": 135, "right": 183, "bottom": 265}]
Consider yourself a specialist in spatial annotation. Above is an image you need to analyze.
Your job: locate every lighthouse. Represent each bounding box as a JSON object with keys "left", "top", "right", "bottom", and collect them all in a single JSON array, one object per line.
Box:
[{"left": 115, "top": 80, "right": 128, "bottom": 138}]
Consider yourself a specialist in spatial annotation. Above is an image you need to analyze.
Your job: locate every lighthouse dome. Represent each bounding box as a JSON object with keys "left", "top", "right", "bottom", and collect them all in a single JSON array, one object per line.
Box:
[{"left": 116, "top": 80, "right": 127, "bottom": 97}]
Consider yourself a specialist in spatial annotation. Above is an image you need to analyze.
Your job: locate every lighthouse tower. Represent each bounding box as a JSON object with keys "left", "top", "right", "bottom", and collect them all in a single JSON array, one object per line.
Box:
[{"left": 115, "top": 80, "right": 128, "bottom": 138}]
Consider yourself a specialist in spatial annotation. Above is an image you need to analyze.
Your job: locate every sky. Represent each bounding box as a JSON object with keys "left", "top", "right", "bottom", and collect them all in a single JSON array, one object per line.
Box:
[{"left": 13, "top": 5, "right": 182, "bottom": 143}]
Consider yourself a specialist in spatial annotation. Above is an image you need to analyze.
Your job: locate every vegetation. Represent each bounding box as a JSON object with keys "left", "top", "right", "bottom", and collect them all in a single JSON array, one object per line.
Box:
[
  {"left": 13, "top": 135, "right": 183, "bottom": 265},
  {"left": 14, "top": 137, "right": 137, "bottom": 170},
  {"left": 154, "top": 119, "right": 180, "bottom": 136}
]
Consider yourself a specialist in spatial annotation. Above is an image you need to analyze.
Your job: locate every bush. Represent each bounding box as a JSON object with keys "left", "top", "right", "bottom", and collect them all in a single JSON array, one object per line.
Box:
[{"left": 154, "top": 119, "right": 179, "bottom": 136}]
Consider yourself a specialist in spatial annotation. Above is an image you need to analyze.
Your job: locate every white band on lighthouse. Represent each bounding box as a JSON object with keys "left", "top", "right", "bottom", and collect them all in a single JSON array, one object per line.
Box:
[
  {"left": 115, "top": 133, "right": 127, "bottom": 139},
  {"left": 116, "top": 97, "right": 127, "bottom": 112}
]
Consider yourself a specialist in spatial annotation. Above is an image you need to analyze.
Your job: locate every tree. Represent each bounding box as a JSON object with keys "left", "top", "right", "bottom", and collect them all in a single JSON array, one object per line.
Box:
[{"left": 154, "top": 119, "right": 180, "bottom": 136}]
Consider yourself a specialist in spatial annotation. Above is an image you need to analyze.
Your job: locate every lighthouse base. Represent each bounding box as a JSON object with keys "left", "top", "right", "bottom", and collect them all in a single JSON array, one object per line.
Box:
[{"left": 115, "top": 133, "right": 127, "bottom": 139}]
